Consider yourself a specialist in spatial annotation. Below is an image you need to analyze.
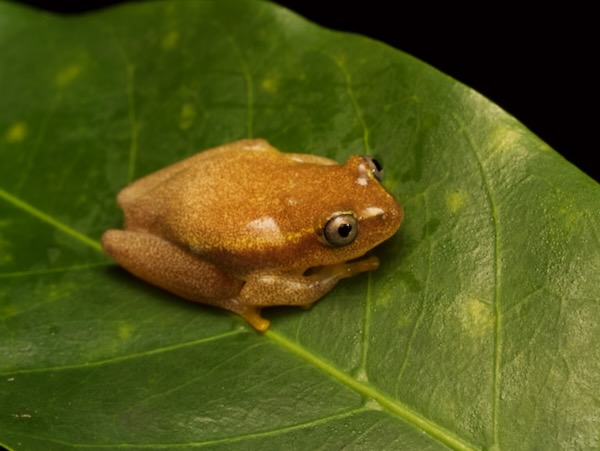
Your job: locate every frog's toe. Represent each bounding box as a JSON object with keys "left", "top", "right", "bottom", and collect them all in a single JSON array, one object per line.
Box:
[
  {"left": 328, "top": 255, "right": 380, "bottom": 279},
  {"left": 239, "top": 306, "right": 270, "bottom": 332},
  {"left": 350, "top": 255, "right": 380, "bottom": 273}
]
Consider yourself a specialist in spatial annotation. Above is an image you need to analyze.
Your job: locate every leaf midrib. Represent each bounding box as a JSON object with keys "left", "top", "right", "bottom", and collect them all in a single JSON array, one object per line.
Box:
[{"left": 266, "top": 330, "right": 475, "bottom": 451}]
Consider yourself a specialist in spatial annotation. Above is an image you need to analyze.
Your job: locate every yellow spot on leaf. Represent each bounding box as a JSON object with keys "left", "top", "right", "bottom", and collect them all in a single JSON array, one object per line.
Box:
[
  {"left": 161, "top": 30, "right": 179, "bottom": 50},
  {"left": 489, "top": 126, "right": 524, "bottom": 154},
  {"left": 559, "top": 205, "right": 584, "bottom": 230},
  {"left": 118, "top": 321, "right": 133, "bottom": 340},
  {"left": 48, "top": 283, "right": 64, "bottom": 301},
  {"left": 261, "top": 76, "right": 279, "bottom": 93},
  {"left": 0, "top": 305, "right": 17, "bottom": 318},
  {"left": 334, "top": 55, "right": 348, "bottom": 67},
  {"left": 56, "top": 64, "right": 82, "bottom": 87},
  {"left": 179, "top": 103, "right": 196, "bottom": 130},
  {"left": 459, "top": 297, "right": 493, "bottom": 337},
  {"left": 5, "top": 121, "right": 27, "bottom": 143},
  {"left": 445, "top": 191, "right": 466, "bottom": 213},
  {"left": 0, "top": 236, "right": 13, "bottom": 265}
]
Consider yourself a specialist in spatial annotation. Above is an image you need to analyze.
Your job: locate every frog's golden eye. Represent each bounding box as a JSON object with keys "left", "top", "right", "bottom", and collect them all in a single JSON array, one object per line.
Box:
[
  {"left": 324, "top": 213, "right": 359, "bottom": 247},
  {"left": 365, "top": 156, "right": 383, "bottom": 181}
]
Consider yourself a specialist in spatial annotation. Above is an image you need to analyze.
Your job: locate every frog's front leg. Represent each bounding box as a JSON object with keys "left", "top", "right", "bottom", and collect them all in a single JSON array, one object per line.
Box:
[{"left": 240, "top": 256, "right": 380, "bottom": 309}]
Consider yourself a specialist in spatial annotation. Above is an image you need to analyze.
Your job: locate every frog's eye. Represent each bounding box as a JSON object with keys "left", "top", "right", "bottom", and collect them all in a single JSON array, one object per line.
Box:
[
  {"left": 324, "top": 213, "right": 359, "bottom": 247},
  {"left": 365, "top": 156, "right": 383, "bottom": 181}
]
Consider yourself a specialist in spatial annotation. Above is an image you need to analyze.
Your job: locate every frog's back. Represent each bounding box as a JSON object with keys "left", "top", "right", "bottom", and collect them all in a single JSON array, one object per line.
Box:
[
  {"left": 163, "top": 150, "right": 343, "bottom": 249},
  {"left": 119, "top": 140, "right": 344, "bottom": 269},
  {"left": 117, "top": 139, "right": 278, "bottom": 208}
]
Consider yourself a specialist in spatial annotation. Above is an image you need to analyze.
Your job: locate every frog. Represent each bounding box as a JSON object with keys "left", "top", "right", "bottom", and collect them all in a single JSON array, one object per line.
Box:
[{"left": 102, "top": 139, "right": 403, "bottom": 331}]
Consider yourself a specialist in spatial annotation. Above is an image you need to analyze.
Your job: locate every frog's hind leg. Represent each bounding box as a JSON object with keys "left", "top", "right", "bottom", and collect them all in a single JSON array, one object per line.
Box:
[
  {"left": 102, "top": 230, "right": 271, "bottom": 330},
  {"left": 102, "top": 229, "right": 244, "bottom": 309}
]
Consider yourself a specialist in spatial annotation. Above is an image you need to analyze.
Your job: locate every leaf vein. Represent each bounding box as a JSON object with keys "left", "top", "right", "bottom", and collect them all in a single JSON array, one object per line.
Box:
[
  {"left": 0, "top": 262, "right": 110, "bottom": 279},
  {"left": 266, "top": 330, "right": 477, "bottom": 451},
  {"left": 0, "top": 188, "right": 102, "bottom": 253},
  {"left": 126, "top": 63, "right": 139, "bottom": 182},
  {"left": 3, "top": 407, "right": 363, "bottom": 449},
  {"left": 396, "top": 195, "right": 432, "bottom": 385},
  {"left": 217, "top": 21, "right": 254, "bottom": 138},
  {"left": 0, "top": 330, "right": 243, "bottom": 377},
  {"left": 15, "top": 92, "right": 62, "bottom": 192},
  {"left": 118, "top": 341, "right": 268, "bottom": 420},
  {"left": 94, "top": 19, "right": 140, "bottom": 181},
  {"left": 333, "top": 56, "right": 374, "bottom": 376},
  {"left": 459, "top": 120, "right": 502, "bottom": 448},
  {"left": 333, "top": 57, "right": 371, "bottom": 154}
]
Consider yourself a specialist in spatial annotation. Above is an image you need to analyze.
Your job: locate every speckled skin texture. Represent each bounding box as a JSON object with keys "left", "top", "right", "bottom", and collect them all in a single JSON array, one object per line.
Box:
[{"left": 102, "top": 139, "right": 403, "bottom": 330}]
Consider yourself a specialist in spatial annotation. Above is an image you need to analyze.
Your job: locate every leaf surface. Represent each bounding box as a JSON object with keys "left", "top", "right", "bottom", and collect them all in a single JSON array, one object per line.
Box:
[{"left": 1, "top": 1, "right": 598, "bottom": 450}]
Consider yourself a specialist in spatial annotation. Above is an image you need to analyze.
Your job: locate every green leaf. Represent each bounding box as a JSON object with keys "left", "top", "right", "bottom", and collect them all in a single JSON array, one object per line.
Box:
[{"left": 1, "top": 1, "right": 598, "bottom": 449}]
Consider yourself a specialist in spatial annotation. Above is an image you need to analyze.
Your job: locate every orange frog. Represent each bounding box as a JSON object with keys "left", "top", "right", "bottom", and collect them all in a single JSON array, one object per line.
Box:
[{"left": 102, "top": 139, "right": 403, "bottom": 331}]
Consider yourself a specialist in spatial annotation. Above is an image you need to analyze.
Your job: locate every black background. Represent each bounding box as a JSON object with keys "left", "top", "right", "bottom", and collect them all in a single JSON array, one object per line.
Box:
[{"left": 13, "top": 0, "right": 598, "bottom": 182}]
